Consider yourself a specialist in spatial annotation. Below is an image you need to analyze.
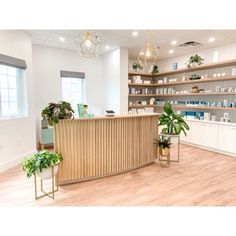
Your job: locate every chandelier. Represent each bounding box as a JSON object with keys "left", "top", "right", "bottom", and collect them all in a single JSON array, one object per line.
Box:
[
  {"left": 138, "top": 31, "right": 159, "bottom": 67},
  {"left": 77, "top": 31, "right": 101, "bottom": 58}
]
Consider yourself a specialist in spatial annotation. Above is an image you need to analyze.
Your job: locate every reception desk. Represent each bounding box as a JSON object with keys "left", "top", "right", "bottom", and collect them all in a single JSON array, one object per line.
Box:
[{"left": 54, "top": 114, "right": 158, "bottom": 185}]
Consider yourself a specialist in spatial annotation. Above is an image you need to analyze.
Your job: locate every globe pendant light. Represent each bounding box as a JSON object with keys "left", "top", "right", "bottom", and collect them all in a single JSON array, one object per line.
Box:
[
  {"left": 138, "top": 31, "right": 159, "bottom": 67},
  {"left": 77, "top": 31, "right": 101, "bottom": 58}
]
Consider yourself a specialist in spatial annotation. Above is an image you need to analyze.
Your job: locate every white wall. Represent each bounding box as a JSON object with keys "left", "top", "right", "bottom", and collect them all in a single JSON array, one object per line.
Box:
[
  {"left": 32, "top": 45, "right": 106, "bottom": 142},
  {"left": 157, "top": 42, "right": 236, "bottom": 72},
  {"left": 103, "top": 48, "right": 128, "bottom": 114},
  {"left": 0, "top": 31, "right": 36, "bottom": 171}
]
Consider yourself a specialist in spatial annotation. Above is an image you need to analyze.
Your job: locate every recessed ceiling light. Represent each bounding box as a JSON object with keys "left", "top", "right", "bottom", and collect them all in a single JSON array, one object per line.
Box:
[
  {"left": 208, "top": 37, "right": 215, "bottom": 43},
  {"left": 171, "top": 40, "right": 177, "bottom": 45},
  {"left": 169, "top": 49, "right": 174, "bottom": 54},
  {"left": 132, "top": 31, "right": 138, "bottom": 37},
  {"left": 59, "top": 37, "right": 65, "bottom": 42},
  {"left": 105, "top": 45, "right": 110, "bottom": 50}
]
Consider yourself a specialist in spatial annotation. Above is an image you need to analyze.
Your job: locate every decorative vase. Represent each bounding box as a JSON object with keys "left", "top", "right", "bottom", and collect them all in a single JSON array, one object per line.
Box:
[
  {"left": 159, "top": 147, "right": 170, "bottom": 157},
  {"left": 36, "top": 163, "right": 59, "bottom": 180}
]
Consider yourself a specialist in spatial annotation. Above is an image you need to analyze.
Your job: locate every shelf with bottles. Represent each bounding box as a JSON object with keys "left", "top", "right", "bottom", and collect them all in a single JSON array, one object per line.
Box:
[
  {"left": 154, "top": 59, "right": 236, "bottom": 77},
  {"left": 155, "top": 105, "right": 236, "bottom": 111},
  {"left": 154, "top": 99, "right": 236, "bottom": 110},
  {"left": 129, "top": 84, "right": 236, "bottom": 97}
]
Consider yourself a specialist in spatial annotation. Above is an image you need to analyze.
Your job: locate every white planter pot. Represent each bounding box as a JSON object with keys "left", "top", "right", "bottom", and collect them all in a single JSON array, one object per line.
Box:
[
  {"left": 36, "top": 164, "right": 59, "bottom": 180},
  {"left": 191, "top": 62, "right": 199, "bottom": 68}
]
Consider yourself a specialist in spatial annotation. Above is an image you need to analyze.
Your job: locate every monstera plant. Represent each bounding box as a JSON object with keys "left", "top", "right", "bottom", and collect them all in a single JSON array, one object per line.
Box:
[{"left": 159, "top": 102, "right": 190, "bottom": 136}]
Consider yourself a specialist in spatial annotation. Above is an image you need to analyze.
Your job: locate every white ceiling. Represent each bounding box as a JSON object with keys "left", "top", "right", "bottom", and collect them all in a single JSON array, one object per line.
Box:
[{"left": 26, "top": 30, "right": 236, "bottom": 60}]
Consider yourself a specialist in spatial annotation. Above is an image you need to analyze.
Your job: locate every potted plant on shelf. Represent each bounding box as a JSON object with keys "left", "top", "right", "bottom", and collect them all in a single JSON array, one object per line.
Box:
[
  {"left": 21, "top": 150, "right": 63, "bottom": 180},
  {"left": 151, "top": 64, "right": 159, "bottom": 82},
  {"left": 159, "top": 102, "right": 190, "bottom": 136},
  {"left": 186, "top": 54, "right": 204, "bottom": 68},
  {"left": 132, "top": 62, "right": 143, "bottom": 72},
  {"left": 154, "top": 136, "right": 172, "bottom": 157},
  {"left": 41, "top": 101, "right": 74, "bottom": 126}
]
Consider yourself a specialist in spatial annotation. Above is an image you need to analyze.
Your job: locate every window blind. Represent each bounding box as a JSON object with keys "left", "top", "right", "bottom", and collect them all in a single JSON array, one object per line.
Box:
[
  {"left": 0, "top": 53, "right": 27, "bottom": 69},
  {"left": 60, "top": 70, "right": 85, "bottom": 79}
]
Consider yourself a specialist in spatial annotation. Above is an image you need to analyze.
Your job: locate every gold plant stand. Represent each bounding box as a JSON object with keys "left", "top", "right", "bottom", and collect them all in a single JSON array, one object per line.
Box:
[
  {"left": 158, "top": 133, "right": 180, "bottom": 167},
  {"left": 34, "top": 166, "right": 58, "bottom": 200}
]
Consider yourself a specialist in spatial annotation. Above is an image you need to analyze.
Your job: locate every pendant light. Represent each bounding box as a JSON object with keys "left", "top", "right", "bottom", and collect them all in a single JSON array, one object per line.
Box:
[
  {"left": 138, "top": 31, "right": 159, "bottom": 67},
  {"left": 77, "top": 31, "right": 101, "bottom": 58}
]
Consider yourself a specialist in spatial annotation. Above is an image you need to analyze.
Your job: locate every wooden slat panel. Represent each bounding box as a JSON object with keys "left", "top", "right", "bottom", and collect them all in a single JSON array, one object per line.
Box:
[{"left": 55, "top": 115, "right": 158, "bottom": 185}]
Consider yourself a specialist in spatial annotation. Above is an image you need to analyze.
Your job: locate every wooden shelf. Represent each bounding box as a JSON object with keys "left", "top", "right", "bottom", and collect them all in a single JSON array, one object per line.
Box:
[
  {"left": 129, "top": 105, "right": 236, "bottom": 110},
  {"left": 155, "top": 92, "right": 236, "bottom": 97},
  {"left": 128, "top": 76, "right": 236, "bottom": 87},
  {"left": 128, "top": 83, "right": 157, "bottom": 87},
  {"left": 129, "top": 94, "right": 157, "bottom": 97},
  {"left": 154, "top": 76, "right": 236, "bottom": 86},
  {"left": 155, "top": 105, "right": 236, "bottom": 110},
  {"left": 128, "top": 72, "right": 152, "bottom": 77},
  {"left": 129, "top": 92, "right": 236, "bottom": 97},
  {"left": 129, "top": 105, "right": 156, "bottom": 108},
  {"left": 128, "top": 59, "right": 236, "bottom": 78},
  {"left": 155, "top": 59, "right": 236, "bottom": 77}
]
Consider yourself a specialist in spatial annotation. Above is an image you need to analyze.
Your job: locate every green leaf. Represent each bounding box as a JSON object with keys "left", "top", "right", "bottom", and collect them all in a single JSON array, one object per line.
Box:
[{"left": 163, "top": 102, "right": 173, "bottom": 115}]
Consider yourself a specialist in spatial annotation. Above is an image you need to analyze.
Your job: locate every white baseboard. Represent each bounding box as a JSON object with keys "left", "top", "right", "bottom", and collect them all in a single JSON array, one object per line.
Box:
[
  {"left": 181, "top": 141, "right": 236, "bottom": 158},
  {"left": 0, "top": 149, "right": 37, "bottom": 173}
]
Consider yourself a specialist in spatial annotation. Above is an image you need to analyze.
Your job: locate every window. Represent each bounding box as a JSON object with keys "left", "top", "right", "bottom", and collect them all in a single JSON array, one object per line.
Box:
[
  {"left": 0, "top": 64, "right": 28, "bottom": 119},
  {"left": 62, "top": 77, "right": 85, "bottom": 115}
]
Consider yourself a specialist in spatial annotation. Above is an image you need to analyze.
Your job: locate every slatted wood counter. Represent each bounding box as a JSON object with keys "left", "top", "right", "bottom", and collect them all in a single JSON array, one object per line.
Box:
[{"left": 54, "top": 114, "right": 158, "bottom": 185}]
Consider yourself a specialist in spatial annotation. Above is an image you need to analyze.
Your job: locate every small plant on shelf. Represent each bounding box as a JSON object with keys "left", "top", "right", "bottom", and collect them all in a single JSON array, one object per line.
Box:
[
  {"left": 151, "top": 65, "right": 159, "bottom": 82},
  {"left": 159, "top": 102, "right": 190, "bottom": 136},
  {"left": 41, "top": 101, "right": 74, "bottom": 126},
  {"left": 21, "top": 150, "right": 63, "bottom": 178},
  {"left": 186, "top": 54, "right": 204, "bottom": 68},
  {"left": 132, "top": 62, "right": 143, "bottom": 71}
]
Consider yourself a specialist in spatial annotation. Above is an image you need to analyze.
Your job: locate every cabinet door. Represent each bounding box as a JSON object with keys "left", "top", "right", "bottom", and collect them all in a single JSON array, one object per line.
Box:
[
  {"left": 218, "top": 125, "right": 236, "bottom": 154},
  {"left": 202, "top": 123, "right": 218, "bottom": 149},
  {"left": 180, "top": 121, "right": 193, "bottom": 143},
  {"left": 190, "top": 122, "right": 204, "bottom": 146}
]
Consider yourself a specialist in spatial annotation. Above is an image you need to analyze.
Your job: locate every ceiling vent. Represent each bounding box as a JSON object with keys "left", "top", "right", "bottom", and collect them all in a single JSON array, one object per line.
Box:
[{"left": 178, "top": 41, "right": 201, "bottom": 48}]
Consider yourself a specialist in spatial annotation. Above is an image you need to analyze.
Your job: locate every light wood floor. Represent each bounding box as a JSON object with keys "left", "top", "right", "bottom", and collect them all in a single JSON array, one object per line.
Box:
[{"left": 0, "top": 144, "right": 236, "bottom": 206}]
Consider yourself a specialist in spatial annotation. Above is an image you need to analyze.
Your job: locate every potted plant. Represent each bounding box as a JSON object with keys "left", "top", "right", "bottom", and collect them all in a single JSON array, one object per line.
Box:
[
  {"left": 132, "top": 62, "right": 143, "bottom": 72},
  {"left": 159, "top": 102, "right": 190, "bottom": 136},
  {"left": 186, "top": 54, "right": 204, "bottom": 68},
  {"left": 154, "top": 136, "right": 172, "bottom": 156},
  {"left": 41, "top": 101, "right": 74, "bottom": 126},
  {"left": 22, "top": 150, "right": 63, "bottom": 180},
  {"left": 151, "top": 64, "right": 159, "bottom": 82}
]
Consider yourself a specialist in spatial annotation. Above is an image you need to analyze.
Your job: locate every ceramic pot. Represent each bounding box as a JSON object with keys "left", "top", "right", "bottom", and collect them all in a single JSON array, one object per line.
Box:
[
  {"left": 159, "top": 147, "right": 170, "bottom": 157},
  {"left": 191, "top": 62, "right": 199, "bottom": 68},
  {"left": 36, "top": 163, "right": 59, "bottom": 180}
]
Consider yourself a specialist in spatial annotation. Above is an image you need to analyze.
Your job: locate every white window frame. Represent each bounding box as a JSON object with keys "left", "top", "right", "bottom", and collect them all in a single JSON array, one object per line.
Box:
[
  {"left": 0, "top": 65, "right": 28, "bottom": 120},
  {"left": 61, "top": 76, "right": 86, "bottom": 116}
]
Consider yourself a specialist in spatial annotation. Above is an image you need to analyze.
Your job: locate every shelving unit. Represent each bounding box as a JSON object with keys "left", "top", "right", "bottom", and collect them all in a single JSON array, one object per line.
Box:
[
  {"left": 155, "top": 105, "right": 236, "bottom": 111},
  {"left": 128, "top": 59, "right": 236, "bottom": 118},
  {"left": 129, "top": 105, "right": 236, "bottom": 110},
  {"left": 129, "top": 92, "right": 236, "bottom": 97}
]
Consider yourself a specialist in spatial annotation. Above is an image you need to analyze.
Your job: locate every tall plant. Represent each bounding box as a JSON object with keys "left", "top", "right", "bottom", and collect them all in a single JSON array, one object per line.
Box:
[
  {"left": 41, "top": 101, "right": 74, "bottom": 126},
  {"left": 159, "top": 102, "right": 189, "bottom": 135}
]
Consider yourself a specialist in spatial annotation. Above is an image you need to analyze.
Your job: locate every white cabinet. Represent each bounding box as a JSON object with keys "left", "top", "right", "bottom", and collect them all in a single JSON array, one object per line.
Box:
[
  {"left": 203, "top": 123, "right": 218, "bottom": 149},
  {"left": 181, "top": 121, "right": 218, "bottom": 150},
  {"left": 218, "top": 125, "right": 236, "bottom": 154},
  {"left": 180, "top": 121, "right": 193, "bottom": 143}
]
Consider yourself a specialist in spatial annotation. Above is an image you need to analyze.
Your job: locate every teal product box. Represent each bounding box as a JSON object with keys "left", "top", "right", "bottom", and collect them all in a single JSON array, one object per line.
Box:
[{"left": 78, "top": 103, "right": 84, "bottom": 117}]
